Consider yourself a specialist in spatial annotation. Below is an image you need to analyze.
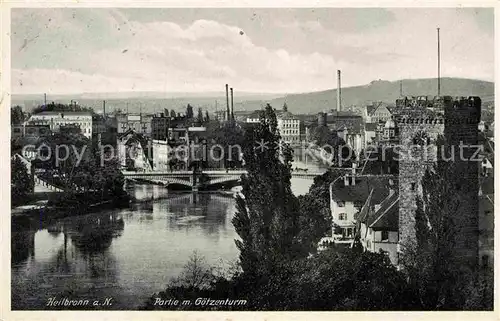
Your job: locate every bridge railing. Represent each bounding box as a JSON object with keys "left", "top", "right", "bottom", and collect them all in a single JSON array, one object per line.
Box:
[{"left": 122, "top": 169, "right": 324, "bottom": 177}]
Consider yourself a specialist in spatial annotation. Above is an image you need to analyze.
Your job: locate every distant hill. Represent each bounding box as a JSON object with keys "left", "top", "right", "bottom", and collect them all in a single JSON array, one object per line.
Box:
[
  {"left": 12, "top": 78, "right": 493, "bottom": 115},
  {"left": 12, "top": 93, "right": 285, "bottom": 115},
  {"left": 236, "top": 78, "right": 494, "bottom": 114}
]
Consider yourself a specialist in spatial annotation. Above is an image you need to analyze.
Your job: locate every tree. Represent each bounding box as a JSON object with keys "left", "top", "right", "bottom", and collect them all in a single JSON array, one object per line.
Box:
[
  {"left": 11, "top": 106, "right": 25, "bottom": 125},
  {"left": 11, "top": 156, "right": 32, "bottom": 206},
  {"left": 311, "top": 126, "right": 353, "bottom": 167},
  {"left": 312, "top": 125, "right": 330, "bottom": 146},
  {"left": 295, "top": 168, "right": 345, "bottom": 253},
  {"left": 232, "top": 104, "right": 304, "bottom": 278},
  {"left": 197, "top": 107, "right": 204, "bottom": 124},
  {"left": 32, "top": 102, "right": 93, "bottom": 114},
  {"left": 186, "top": 104, "right": 194, "bottom": 119},
  {"left": 170, "top": 110, "right": 177, "bottom": 118},
  {"left": 205, "top": 121, "right": 245, "bottom": 169},
  {"left": 400, "top": 137, "right": 487, "bottom": 309},
  {"left": 283, "top": 102, "right": 288, "bottom": 112},
  {"left": 171, "top": 251, "right": 215, "bottom": 289}
]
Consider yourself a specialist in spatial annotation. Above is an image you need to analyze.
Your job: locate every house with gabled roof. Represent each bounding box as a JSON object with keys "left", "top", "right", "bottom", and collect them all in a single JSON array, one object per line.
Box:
[
  {"left": 329, "top": 170, "right": 394, "bottom": 245},
  {"left": 355, "top": 187, "right": 399, "bottom": 265},
  {"left": 365, "top": 102, "right": 393, "bottom": 124}
]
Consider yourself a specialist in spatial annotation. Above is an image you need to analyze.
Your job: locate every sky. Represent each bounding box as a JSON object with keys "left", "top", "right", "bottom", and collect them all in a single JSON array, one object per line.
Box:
[{"left": 11, "top": 8, "right": 494, "bottom": 95}]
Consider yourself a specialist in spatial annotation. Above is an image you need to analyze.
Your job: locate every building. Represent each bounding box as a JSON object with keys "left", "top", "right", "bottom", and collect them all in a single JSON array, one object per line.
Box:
[
  {"left": 317, "top": 111, "right": 365, "bottom": 153},
  {"left": 379, "top": 118, "right": 399, "bottom": 146},
  {"left": 151, "top": 113, "right": 170, "bottom": 140},
  {"left": 356, "top": 188, "right": 399, "bottom": 265},
  {"left": 364, "top": 123, "right": 378, "bottom": 146},
  {"left": 117, "top": 129, "right": 152, "bottom": 171},
  {"left": 396, "top": 95, "right": 481, "bottom": 271},
  {"left": 329, "top": 168, "right": 392, "bottom": 245},
  {"left": 12, "top": 124, "right": 51, "bottom": 139},
  {"left": 92, "top": 114, "right": 106, "bottom": 135},
  {"left": 60, "top": 124, "right": 82, "bottom": 136},
  {"left": 336, "top": 125, "right": 364, "bottom": 156},
  {"left": 152, "top": 139, "right": 171, "bottom": 171},
  {"left": 278, "top": 111, "right": 301, "bottom": 145},
  {"left": 116, "top": 113, "right": 153, "bottom": 136},
  {"left": 245, "top": 110, "right": 261, "bottom": 124},
  {"left": 28, "top": 111, "right": 93, "bottom": 138},
  {"left": 365, "top": 102, "right": 393, "bottom": 124}
]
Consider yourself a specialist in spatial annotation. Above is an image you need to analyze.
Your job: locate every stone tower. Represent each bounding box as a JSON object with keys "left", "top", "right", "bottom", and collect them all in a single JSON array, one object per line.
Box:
[{"left": 396, "top": 95, "right": 481, "bottom": 270}]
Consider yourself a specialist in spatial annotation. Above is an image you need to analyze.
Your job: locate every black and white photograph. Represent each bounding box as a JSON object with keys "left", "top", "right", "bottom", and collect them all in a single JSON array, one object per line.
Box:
[{"left": 6, "top": 5, "right": 496, "bottom": 313}]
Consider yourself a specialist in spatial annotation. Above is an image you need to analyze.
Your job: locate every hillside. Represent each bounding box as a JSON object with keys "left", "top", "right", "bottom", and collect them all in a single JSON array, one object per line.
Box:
[
  {"left": 236, "top": 78, "right": 494, "bottom": 114},
  {"left": 12, "top": 78, "right": 493, "bottom": 115}
]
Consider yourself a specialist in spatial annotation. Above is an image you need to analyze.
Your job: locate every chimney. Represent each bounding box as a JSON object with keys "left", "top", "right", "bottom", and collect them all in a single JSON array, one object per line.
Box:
[
  {"left": 230, "top": 87, "right": 234, "bottom": 121},
  {"left": 44, "top": 93, "right": 47, "bottom": 107},
  {"left": 103, "top": 100, "right": 106, "bottom": 116},
  {"left": 225, "top": 84, "right": 230, "bottom": 122},
  {"left": 337, "top": 70, "right": 342, "bottom": 112}
]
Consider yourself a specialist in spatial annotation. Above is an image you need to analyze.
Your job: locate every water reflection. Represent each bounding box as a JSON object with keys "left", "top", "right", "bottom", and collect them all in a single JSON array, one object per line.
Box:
[
  {"left": 12, "top": 188, "right": 239, "bottom": 310},
  {"left": 12, "top": 230, "right": 35, "bottom": 265},
  {"left": 66, "top": 214, "right": 125, "bottom": 255},
  {"left": 12, "top": 177, "right": 312, "bottom": 310}
]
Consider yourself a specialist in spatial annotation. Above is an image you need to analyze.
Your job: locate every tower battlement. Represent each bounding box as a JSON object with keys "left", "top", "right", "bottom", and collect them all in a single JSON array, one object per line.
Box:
[
  {"left": 397, "top": 95, "right": 481, "bottom": 271},
  {"left": 394, "top": 96, "right": 481, "bottom": 124}
]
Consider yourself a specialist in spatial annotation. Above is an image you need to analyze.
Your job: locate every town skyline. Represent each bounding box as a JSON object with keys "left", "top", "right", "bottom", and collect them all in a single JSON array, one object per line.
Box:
[{"left": 12, "top": 8, "right": 494, "bottom": 95}]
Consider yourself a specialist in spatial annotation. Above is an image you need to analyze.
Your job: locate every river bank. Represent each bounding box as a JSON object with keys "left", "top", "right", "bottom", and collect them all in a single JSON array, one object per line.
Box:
[
  {"left": 11, "top": 185, "right": 240, "bottom": 310},
  {"left": 11, "top": 194, "right": 129, "bottom": 230}
]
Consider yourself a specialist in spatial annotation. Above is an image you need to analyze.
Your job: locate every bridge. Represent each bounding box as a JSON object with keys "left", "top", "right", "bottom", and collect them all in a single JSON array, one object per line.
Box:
[{"left": 121, "top": 169, "right": 324, "bottom": 190}]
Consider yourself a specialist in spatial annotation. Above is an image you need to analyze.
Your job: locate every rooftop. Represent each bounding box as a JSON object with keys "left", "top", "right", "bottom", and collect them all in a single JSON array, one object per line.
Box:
[
  {"left": 356, "top": 189, "right": 399, "bottom": 233},
  {"left": 330, "top": 175, "right": 395, "bottom": 204},
  {"left": 367, "top": 192, "right": 399, "bottom": 230},
  {"left": 329, "top": 117, "right": 364, "bottom": 134}
]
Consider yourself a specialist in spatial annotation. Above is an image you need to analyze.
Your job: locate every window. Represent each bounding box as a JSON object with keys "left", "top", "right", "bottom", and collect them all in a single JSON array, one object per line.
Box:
[
  {"left": 338, "top": 213, "right": 347, "bottom": 220},
  {"left": 411, "top": 183, "right": 416, "bottom": 191},
  {"left": 337, "top": 201, "right": 345, "bottom": 207},
  {"left": 484, "top": 210, "right": 492, "bottom": 216},
  {"left": 381, "top": 230, "right": 389, "bottom": 241}
]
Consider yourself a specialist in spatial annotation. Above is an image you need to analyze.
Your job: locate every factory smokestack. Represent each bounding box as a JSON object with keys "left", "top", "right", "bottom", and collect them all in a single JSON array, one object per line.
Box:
[
  {"left": 225, "top": 84, "right": 230, "bottom": 121},
  {"left": 230, "top": 87, "right": 234, "bottom": 121},
  {"left": 44, "top": 93, "right": 47, "bottom": 107},
  {"left": 337, "top": 70, "right": 342, "bottom": 112},
  {"left": 103, "top": 100, "right": 106, "bottom": 116}
]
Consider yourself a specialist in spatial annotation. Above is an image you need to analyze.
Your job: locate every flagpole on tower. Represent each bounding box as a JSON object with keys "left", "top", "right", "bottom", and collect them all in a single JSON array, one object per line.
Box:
[{"left": 437, "top": 27, "right": 441, "bottom": 96}]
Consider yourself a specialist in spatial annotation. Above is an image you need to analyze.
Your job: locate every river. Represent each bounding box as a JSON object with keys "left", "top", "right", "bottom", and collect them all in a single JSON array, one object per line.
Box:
[{"left": 11, "top": 162, "right": 325, "bottom": 310}]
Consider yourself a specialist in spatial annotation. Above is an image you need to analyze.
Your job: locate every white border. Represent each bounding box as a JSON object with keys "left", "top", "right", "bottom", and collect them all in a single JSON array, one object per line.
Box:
[{"left": 1, "top": 2, "right": 499, "bottom": 320}]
